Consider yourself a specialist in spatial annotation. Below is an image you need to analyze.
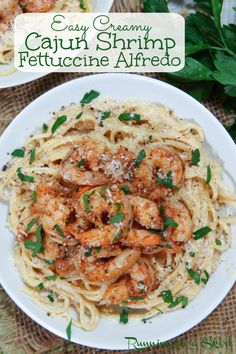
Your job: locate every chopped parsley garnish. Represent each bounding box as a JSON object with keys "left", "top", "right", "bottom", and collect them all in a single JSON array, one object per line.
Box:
[
  {"left": 120, "top": 307, "right": 129, "bottom": 324},
  {"left": 25, "top": 216, "right": 39, "bottom": 233},
  {"left": 47, "top": 294, "right": 54, "bottom": 303},
  {"left": 193, "top": 226, "right": 212, "bottom": 240},
  {"left": 32, "top": 191, "right": 37, "bottom": 204},
  {"left": 191, "top": 149, "right": 200, "bottom": 166},
  {"left": 148, "top": 135, "right": 153, "bottom": 143},
  {"left": 75, "top": 112, "right": 83, "bottom": 120},
  {"left": 79, "top": 0, "right": 86, "bottom": 9},
  {"left": 51, "top": 115, "right": 67, "bottom": 134},
  {"left": 24, "top": 224, "right": 44, "bottom": 257},
  {"left": 83, "top": 194, "right": 91, "bottom": 213},
  {"left": 134, "top": 149, "right": 146, "bottom": 168},
  {"left": 110, "top": 213, "right": 124, "bottom": 225},
  {"left": 161, "top": 290, "right": 188, "bottom": 309},
  {"left": 11, "top": 148, "right": 25, "bottom": 158},
  {"left": 101, "top": 111, "right": 110, "bottom": 120},
  {"left": 42, "top": 123, "right": 48, "bottom": 132},
  {"left": 160, "top": 290, "right": 173, "bottom": 303},
  {"left": 85, "top": 248, "right": 92, "bottom": 257},
  {"left": 66, "top": 319, "right": 72, "bottom": 341},
  {"left": 168, "top": 295, "right": 188, "bottom": 309},
  {"left": 118, "top": 112, "right": 141, "bottom": 122},
  {"left": 186, "top": 267, "right": 201, "bottom": 285},
  {"left": 53, "top": 224, "right": 65, "bottom": 238},
  {"left": 36, "top": 283, "right": 44, "bottom": 289},
  {"left": 190, "top": 251, "right": 195, "bottom": 257},
  {"left": 112, "top": 230, "right": 122, "bottom": 243},
  {"left": 137, "top": 258, "right": 141, "bottom": 265},
  {"left": 94, "top": 247, "right": 101, "bottom": 253},
  {"left": 120, "top": 185, "right": 131, "bottom": 194},
  {"left": 29, "top": 148, "right": 36, "bottom": 163},
  {"left": 47, "top": 274, "right": 57, "bottom": 281},
  {"left": 129, "top": 296, "right": 144, "bottom": 301},
  {"left": 164, "top": 216, "right": 178, "bottom": 228},
  {"left": 17, "top": 168, "right": 34, "bottom": 183},
  {"left": 99, "top": 185, "right": 108, "bottom": 200},
  {"left": 206, "top": 165, "right": 212, "bottom": 184},
  {"left": 215, "top": 239, "right": 222, "bottom": 246},
  {"left": 80, "top": 90, "right": 100, "bottom": 106},
  {"left": 201, "top": 271, "right": 209, "bottom": 285},
  {"left": 156, "top": 171, "right": 179, "bottom": 190},
  {"left": 116, "top": 203, "right": 122, "bottom": 213},
  {"left": 77, "top": 159, "right": 86, "bottom": 168},
  {"left": 165, "top": 244, "right": 173, "bottom": 249}
]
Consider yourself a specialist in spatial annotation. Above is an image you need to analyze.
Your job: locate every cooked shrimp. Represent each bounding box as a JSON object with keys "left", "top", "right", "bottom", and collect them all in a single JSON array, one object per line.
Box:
[
  {"left": 163, "top": 201, "right": 193, "bottom": 242},
  {"left": 0, "top": 1, "right": 22, "bottom": 33},
  {"left": 100, "top": 257, "right": 155, "bottom": 305},
  {"left": 147, "top": 145, "right": 184, "bottom": 201},
  {"left": 60, "top": 140, "right": 111, "bottom": 186},
  {"left": 81, "top": 248, "right": 141, "bottom": 282},
  {"left": 121, "top": 196, "right": 162, "bottom": 248},
  {"left": 40, "top": 233, "right": 63, "bottom": 260},
  {"left": 69, "top": 185, "right": 133, "bottom": 247},
  {"left": 19, "top": 0, "right": 56, "bottom": 12}
]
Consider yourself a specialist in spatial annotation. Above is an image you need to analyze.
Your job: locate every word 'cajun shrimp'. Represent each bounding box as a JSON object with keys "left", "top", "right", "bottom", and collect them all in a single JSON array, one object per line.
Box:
[{"left": 100, "top": 257, "right": 155, "bottom": 305}]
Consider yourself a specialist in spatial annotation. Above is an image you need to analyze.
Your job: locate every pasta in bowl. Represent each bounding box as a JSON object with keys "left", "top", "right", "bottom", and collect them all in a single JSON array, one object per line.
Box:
[
  {"left": 0, "top": 74, "right": 235, "bottom": 348},
  {"left": 0, "top": 85, "right": 235, "bottom": 333}
]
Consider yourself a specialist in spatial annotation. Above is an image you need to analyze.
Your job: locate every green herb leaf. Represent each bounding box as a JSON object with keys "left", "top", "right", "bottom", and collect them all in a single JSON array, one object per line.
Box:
[
  {"left": 94, "top": 247, "right": 101, "bottom": 253},
  {"left": 160, "top": 290, "right": 173, "bottom": 303},
  {"left": 99, "top": 185, "right": 108, "bottom": 200},
  {"left": 80, "top": 90, "right": 100, "bottom": 106},
  {"left": 190, "top": 251, "right": 195, "bottom": 257},
  {"left": 167, "top": 58, "right": 213, "bottom": 83},
  {"left": 24, "top": 224, "right": 44, "bottom": 257},
  {"left": 118, "top": 112, "right": 141, "bottom": 122},
  {"left": 53, "top": 224, "right": 65, "bottom": 238},
  {"left": 75, "top": 112, "right": 83, "bottom": 120},
  {"left": 164, "top": 216, "right": 178, "bottom": 228},
  {"left": 134, "top": 149, "right": 146, "bottom": 168},
  {"left": 110, "top": 213, "right": 125, "bottom": 225},
  {"left": 101, "top": 111, "right": 110, "bottom": 120},
  {"left": 85, "top": 248, "right": 92, "bottom": 257},
  {"left": 120, "top": 307, "right": 129, "bottom": 324},
  {"left": 206, "top": 165, "right": 211, "bottom": 184},
  {"left": 201, "top": 270, "right": 209, "bottom": 284},
  {"left": 191, "top": 149, "right": 200, "bottom": 166},
  {"left": 25, "top": 216, "right": 39, "bottom": 233},
  {"left": 36, "top": 283, "right": 44, "bottom": 289},
  {"left": 165, "top": 244, "right": 173, "bottom": 249},
  {"left": 47, "top": 294, "right": 54, "bottom": 303},
  {"left": 51, "top": 115, "right": 67, "bottom": 134},
  {"left": 17, "top": 168, "right": 34, "bottom": 183},
  {"left": 143, "top": 0, "right": 169, "bottom": 13},
  {"left": 116, "top": 203, "right": 122, "bottom": 213},
  {"left": 29, "top": 148, "right": 36, "bottom": 163},
  {"left": 47, "top": 274, "right": 57, "bottom": 281},
  {"left": 112, "top": 230, "right": 122, "bottom": 243},
  {"left": 193, "top": 226, "right": 212, "bottom": 240},
  {"left": 11, "top": 149, "right": 25, "bottom": 158},
  {"left": 186, "top": 267, "right": 201, "bottom": 284},
  {"left": 168, "top": 295, "right": 188, "bottom": 308},
  {"left": 215, "top": 239, "right": 222, "bottom": 246},
  {"left": 156, "top": 171, "right": 178, "bottom": 190},
  {"left": 32, "top": 191, "right": 37, "bottom": 204},
  {"left": 83, "top": 194, "right": 90, "bottom": 213},
  {"left": 79, "top": 0, "right": 86, "bottom": 9},
  {"left": 66, "top": 319, "right": 72, "bottom": 341},
  {"left": 129, "top": 296, "right": 144, "bottom": 301},
  {"left": 120, "top": 185, "right": 131, "bottom": 194},
  {"left": 212, "top": 0, "right": 223, "bottom": 32},
  {"left": 43, "top": 123, "right": 48, "bottom": 132},
  {"left": 137, "top": 258, "right": 141, "bottom": 265},
  {"left": 77, "top": 159, "right": 86, "bottom": 168}
]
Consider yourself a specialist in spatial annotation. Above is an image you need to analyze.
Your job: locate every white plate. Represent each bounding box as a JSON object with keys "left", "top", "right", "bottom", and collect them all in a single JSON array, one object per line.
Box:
[
  {"left": 0, "top": 0, "right": 114, "bottom": 89},
  {"left": 0, "top": 74, "right": 235, "bottom": 350}
]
